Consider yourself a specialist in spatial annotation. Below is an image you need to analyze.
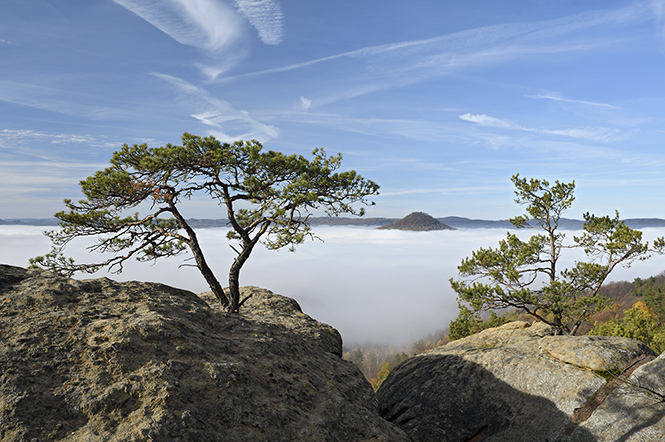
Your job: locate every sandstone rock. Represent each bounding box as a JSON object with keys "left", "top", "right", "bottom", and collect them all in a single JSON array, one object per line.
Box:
[
  {"left": 377, "top": 321, "right": 657, "bottom": 442},
  {"left": 569, "top": 353, "right": 665, "bottom": 441},
  {"left": 0, "top": 265, "right": 408, "bottom": 442},
  {"left": 539, "top": 335, "right": 655, "bottom": 372},
  {"left": 444, "top": 320, "right": 554, "bottom": 349},
  {"left": 199, "top": 286, "right": 343, "bottom": 357}
]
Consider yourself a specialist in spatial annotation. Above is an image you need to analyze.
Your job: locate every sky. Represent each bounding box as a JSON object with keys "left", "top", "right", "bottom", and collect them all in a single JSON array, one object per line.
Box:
[{"left": 2, "top": 0, "right": 665, "bottom": 220}]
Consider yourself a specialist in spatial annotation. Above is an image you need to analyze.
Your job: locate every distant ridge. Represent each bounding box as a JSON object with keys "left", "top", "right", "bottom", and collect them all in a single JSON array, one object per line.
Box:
[
  {"left": 377, "top": 212, "right": 454, "bottom": 231},
  {"left": 0, "top": 218, "right": 60, "bottom": 226},
  {"left": 3, "top": 217, "right": 665, "bottom": 229},
  {"left": 437, "top": 217, "right": 665, "bottom": 230}
]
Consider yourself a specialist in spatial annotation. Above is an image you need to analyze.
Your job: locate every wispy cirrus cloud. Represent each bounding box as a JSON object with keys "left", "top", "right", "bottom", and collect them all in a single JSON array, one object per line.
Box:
[
  {"left": 458, "top": 113, "right": 517, "bottom": 129},
  {"left": 0, "top": 80, "right": 123, "bottom": 120},
  {"left": 527, "top": 94, "right": 622, "bottom": 109},
  {"left": 0, "top": 131, "right": 116, "bottom": 208},
  {"left": 1, "top": 129, "right": 119, "bottom": 145},
  {"left": 217, "top": 36, "right": 600, "bottom": 91},
  {"left": 543, "top": 127, "right": 624, "bottom": 141},
  {"left": 299, "top": 96, "right": 312, "bottom": 111},
  {"left": 113, "top": 0, "right": 243, "bottom": 51},
  {"left": 378, "top": 185, "right": 499, "bottom": 197},
  {"left": 113, "top": 0, "right": 284, "bottom": 79},
  {"left": 153, "top": 73, "right": 279, "bottom": 141},
  {"left": 195, "top": 50, "right": 249, "bottom": 80},
  {"left": 219, "top": 2, "right": 651, "bottom": 98},
  {"left": 0, "top": 129, "right": 119, "bottom": 167},
  {"left": 291, "top": 112, "right": 474, "bottom": 144},
  {"left": 0, "top": 129, "right": 117, "bottom": 151},
  {"left": 653, "top": 0, "right": 665, "bottom": 51},
  {"left": 233, "top": 0, "right": 284, "bottom": 45},
  {"left": 459, "top": 113, "right": 624, "bottom": 142}
]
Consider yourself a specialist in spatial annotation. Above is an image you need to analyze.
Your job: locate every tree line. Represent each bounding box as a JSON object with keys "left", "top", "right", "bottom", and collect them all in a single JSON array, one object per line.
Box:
[{"left": 342, "top": 332, "right": 446, "bottom": 391}]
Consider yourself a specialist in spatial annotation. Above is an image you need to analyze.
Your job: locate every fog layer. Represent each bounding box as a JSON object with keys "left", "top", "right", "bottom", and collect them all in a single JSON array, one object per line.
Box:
[{"left": 3, "top": 225, "right": 665, "bottom": 346}]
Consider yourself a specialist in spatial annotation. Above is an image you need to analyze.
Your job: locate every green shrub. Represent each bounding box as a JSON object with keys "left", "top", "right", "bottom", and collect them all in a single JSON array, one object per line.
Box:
[{"left": 589, "top": 301, "right": 665, "bottom": 353}]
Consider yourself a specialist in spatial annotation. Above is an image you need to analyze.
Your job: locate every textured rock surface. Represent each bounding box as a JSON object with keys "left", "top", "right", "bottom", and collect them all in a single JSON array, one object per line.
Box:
[
  {"left": 539, "top": 335, "right": 654, "bottom": 372},
  {"left": 569, "top": 353, "right": 665, "bottom": 441},
  {"left": 378, "top": 321, "right": 658, "bottom": 442},
  {"left": 0, "top": 265, "right": 408, "bottom": 442}
]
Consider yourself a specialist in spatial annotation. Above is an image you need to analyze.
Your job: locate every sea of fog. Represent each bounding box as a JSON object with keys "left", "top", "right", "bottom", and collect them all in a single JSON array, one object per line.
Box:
[{"left": 4, "top": 225, "right": 665, "bottom": 347}]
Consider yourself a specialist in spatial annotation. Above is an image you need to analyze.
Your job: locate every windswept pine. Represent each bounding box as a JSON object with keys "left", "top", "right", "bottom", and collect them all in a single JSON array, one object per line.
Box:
[
  {"left": 450, "top": 175, "right": 665, "bottom": 336},
  {"left": 31, "top": 133, "right": 379, "bottom": 313}
]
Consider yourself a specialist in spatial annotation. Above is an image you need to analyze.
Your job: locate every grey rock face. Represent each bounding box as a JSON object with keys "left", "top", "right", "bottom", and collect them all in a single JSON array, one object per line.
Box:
[
  {"left": 378, "top": 321, "right": 659, "bottom": 442},
  {"left": 0, "top": 265, "right": 408, "bottom": 442},
  {"left": 569, "top": 353, "right": 665, "bottom": 441},
  {"left": 538, "top": 335, "right": 655, "bottom": 372}
]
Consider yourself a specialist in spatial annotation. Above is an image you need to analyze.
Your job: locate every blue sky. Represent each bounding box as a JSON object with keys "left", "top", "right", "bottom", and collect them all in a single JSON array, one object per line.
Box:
[{"left": 2, "top": 0, "right": 665, "bottom": 219}]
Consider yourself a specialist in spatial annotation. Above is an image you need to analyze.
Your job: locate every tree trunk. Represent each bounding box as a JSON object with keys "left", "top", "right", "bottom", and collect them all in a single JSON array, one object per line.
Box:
[
  {"left": 552, "top": 311, "right": 564, "bottom": 335},
  {"left": 228, "top": 239, "right": 257, "bottom": 313},
  {"left": 569, "top": 320, "right": 582, "bottom": 336},
  {"left": 170, "top": 204, "right": 229, "bottom": 307},
  {"left": 190, "top": 232, "right": 229, "bottom": 308}
]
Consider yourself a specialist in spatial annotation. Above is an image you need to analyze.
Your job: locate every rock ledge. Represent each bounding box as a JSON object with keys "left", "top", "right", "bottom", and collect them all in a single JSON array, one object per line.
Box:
[
  {"left": 378, "top": 321, "right": 663, "bottom": 442},
  {"left": 0, "top": 265, "right": 408, "bottom": 442}
]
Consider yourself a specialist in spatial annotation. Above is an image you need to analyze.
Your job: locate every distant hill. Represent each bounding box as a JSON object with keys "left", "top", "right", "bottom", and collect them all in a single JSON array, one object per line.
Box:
[{"left": 377, "top": 212, "right": 454, "bottom": 231}]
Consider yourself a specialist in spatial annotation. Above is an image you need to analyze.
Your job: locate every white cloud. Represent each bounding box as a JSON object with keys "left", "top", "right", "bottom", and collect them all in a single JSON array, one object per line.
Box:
[
  {"left": 215, "top": 52, "right": 350, "bottom": 84},
  {"left": 0, "top": 130, "right": 121, "bottom": 214},
  {"left": 459, "top": 113, "right": 517, "bottom": 129},
  {"left": 0, "top": 129, "right": 117, "bottom": 150},
  {"left": 379, "top": 185, "right": 497, "bottom": 197},
  {"left": 153, "top": 73, "right": 279, "bottom": 140},
  {"left": 527, "top": 94, "right": 621, "bottom": 109},
  {"left": 217, "top": 2, "right": 652, "bottom": 107},
  {"left": 653, "top": 0, "right": 665, "bottom": 51},
  {"left": 113, "top": 0, "right": 243, "bottom": 51},
  {"left": 233, "top": 0, "right": 284, "bottom": 45},
  {"left": 0, "top": 80, "right": 123, "bottom": 120},
  {"left": 299, "top": 96, "right": 312, "bottom": 111},
  {"left": 0, "top": 170, "right": 78, "bottom": 189},
  {"left": 459, "top": 113, "right": 625, "bottom": 142},
  {"left": 195, "top": 49, "right": 249, "bottom": 80},
  {"left": 0, "top": 160, "right": 106, "bottom": 169},
  {"left": 0, "top": 160, "right": 105, "bottom": 216},
  {"left": 542, "top": 127, "right": 624, "bottom": 141}
]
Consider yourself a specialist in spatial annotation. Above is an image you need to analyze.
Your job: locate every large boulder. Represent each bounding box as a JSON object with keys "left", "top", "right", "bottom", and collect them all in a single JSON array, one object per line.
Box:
[
  {"left": 0, "top": 265, "right": 408, "bottom": 442},
  {"left": 377, "top": 321, "right": 658, "bottom": 442},
  {"left": 569, "top": 353, "right": 665, "bottom": 441}
]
